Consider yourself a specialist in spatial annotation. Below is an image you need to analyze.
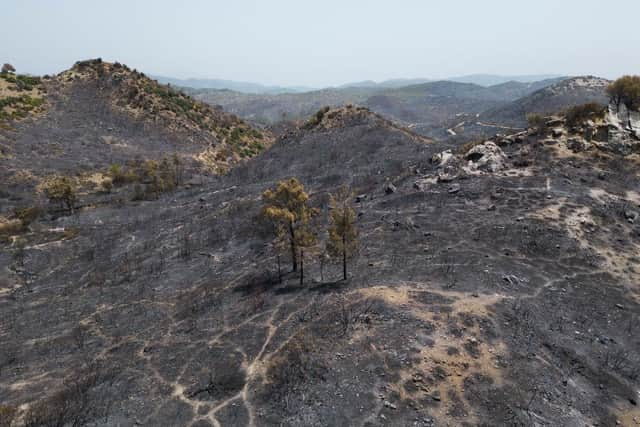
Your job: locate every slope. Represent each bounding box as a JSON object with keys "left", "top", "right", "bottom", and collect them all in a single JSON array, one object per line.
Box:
[
  {"left": 481, "top": 76, "right": 610, "bottom": 127},
  {"left": 0, "top": 59, "right": 272, "bottom": 216},
  {"left": 1, "top": 105, "right": 639, "bottom": 427}
]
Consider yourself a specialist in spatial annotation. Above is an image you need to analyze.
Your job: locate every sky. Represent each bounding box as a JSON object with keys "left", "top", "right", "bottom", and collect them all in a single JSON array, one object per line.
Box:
[{"left": 1, "top": 0, "right": 639, "bottom": 87}]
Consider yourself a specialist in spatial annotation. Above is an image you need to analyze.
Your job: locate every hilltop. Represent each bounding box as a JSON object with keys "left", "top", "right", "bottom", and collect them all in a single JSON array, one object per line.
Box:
[
  {"left": 0, "top": 59, "right": 272, "bottom": 220},
  {"left": 58, "top": 59, "right": 272, "bottom": 162},
  {"left": 482, "top": 76, "right": 610, "bottom": 127}
]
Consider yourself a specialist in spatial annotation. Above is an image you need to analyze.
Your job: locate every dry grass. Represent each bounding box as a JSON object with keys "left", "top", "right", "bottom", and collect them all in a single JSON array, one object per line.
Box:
[
  {"left": 457, "top": 140, "right": 485, "bottom": 155},
  {"left": 357, "top": 284, "right": 508, "bottom": 424},
  {"left": 0, "top": 215, "right": 23, "bottom": 241}
]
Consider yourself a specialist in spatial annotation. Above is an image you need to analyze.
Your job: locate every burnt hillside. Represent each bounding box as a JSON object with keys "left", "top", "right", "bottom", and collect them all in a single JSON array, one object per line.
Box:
[
  {"left": 0, "top": 59, "right": 272, "bottom": 217},
  {"left": 1, "top": 102, "right": 639, "bottom": 426}
]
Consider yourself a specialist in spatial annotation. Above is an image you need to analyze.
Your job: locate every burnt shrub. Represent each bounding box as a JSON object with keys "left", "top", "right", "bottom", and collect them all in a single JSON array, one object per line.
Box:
[
  {"left": 265, "top": 330, "right": 327, "bottom": 398},
  {"left": 564, "top": 102, "right": 606, "bottom": 128},
  {"left": 526, "top": 113, "right": 545, "bottom": 134},
  {"left": 108, "top": 164, "right": 138, "bottom": 186},
  {"left": 457, "top": 139, "right": 484, "bottom": 155},
  {"left": 23, "top": 364, "right": 118, "bottom": 427},
  {"left": 303, "top": 106, "right": 331, "bottom": 129},
  {"left": 14, "top": 205, "right": 43, "bottom": 229},
  {"left": 0, "top": 217, "right": 22, "bottom": 241},
  {"left": 0, "top": 405, "right": 17, "bottom": 427},
  {"left": 41, "top": 176, "right": 77, "bottom": 213}
]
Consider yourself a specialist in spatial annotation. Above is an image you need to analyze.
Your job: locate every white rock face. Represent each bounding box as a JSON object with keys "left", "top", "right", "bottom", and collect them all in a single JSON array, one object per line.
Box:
[
  {"left": 606, "top": 104, "right": 640, "bottom": 154},
  {"left": 609, "top": 104, "right": 640, "bottom": 135}
]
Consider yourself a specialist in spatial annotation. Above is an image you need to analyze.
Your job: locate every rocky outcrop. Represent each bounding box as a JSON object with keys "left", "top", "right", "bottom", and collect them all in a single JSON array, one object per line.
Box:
[
  {"left": 605, "top": 104, "right": 640, "bottom": 155},
  {"left": 417, "top": 141, "right": 510, "bottom": 192},
  {"left": 526, "top": 102, "right": 639, "bottom": 155}
]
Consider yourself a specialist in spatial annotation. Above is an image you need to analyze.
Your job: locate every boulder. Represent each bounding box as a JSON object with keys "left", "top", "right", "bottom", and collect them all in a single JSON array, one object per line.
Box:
[
  {"left": 436, "top": 172, "right": 457, "bottom": 183},
  {"left": 567, "top": 137, "right": 591, "bottom": 153},
  {"left": 413, "top": 179, "right": 431, "bottom": 191},
  {"left": 431, "top": 149, "right": 455, "bottom": 168},
  {"left": 625, "top": 210, "right": 638, "bottom": 223},
  {"left": 464, "top": 141, "right": 507, "bottom": 173},
  {"left": 384, "top": 183, "right": 397, "bottom": 194}
]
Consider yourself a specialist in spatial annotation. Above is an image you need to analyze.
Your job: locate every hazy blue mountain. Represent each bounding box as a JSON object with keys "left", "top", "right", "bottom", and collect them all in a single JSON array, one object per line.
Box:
[
  {"left": 448, "top": 74, "right": 565, "bottom": 87},
  {"left": 151, "top": 75, "right": 315, "bottom": 94},
  {"left": 338, "top": 78, "right": 432, "bottom": 89}
]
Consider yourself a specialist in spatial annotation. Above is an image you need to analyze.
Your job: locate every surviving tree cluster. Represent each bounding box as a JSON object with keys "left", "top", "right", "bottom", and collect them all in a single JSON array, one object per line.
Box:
[{"left": 261, "top": 178, "right": 358, "bottom": 285}]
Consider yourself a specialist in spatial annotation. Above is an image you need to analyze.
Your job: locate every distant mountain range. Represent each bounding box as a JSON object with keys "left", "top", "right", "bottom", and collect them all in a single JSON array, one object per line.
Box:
[
  {"left": 448, "top": 74, "right": 565, "bottom": 87},
  {"left": 152, "top": 75, "right": 314, "bottom": 94},
  {"left": 187, "top": 78, "right": 566, "bottom": 125},
  {"left": 186, "top": 75, "right": 610, "bottom": 142},
  {"left": 337, "top": 78, "right": 432, "bottom": 89},
  {"left": 154, "top": 74, "right": 566, "bottom": 94}
]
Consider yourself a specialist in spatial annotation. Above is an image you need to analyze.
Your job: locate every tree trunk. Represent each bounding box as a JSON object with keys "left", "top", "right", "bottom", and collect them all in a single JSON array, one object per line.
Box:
[
  {"left": 289, "top": 222, "right": 297, "bottom": 272},
  {"left": 343, "top": 251, "right": 347, "bottom": 280},
  {"left": 277, "top": 254, "right": 282, "bottom": 284},
  {"left": 299, "top": 249, "right": 304, "bottom": 286},
  {"left": 342, "top": 234, "right": 347, "bottom": 281}
]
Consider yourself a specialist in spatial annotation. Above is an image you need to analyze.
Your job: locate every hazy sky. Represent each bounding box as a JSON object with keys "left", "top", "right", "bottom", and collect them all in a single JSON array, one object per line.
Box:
[{"left": 2, "top": 0, "right": 639, "bottom": 87}]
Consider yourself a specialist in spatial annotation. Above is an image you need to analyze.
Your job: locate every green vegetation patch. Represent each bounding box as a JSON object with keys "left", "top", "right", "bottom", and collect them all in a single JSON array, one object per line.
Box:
[
  {"left": 0, "top": 95, "right": 45, "bottom": 121},
  {"left": 0, "top": 73, "right": 42, "bottom": 91},
  {"left": 564, "top": 102, "right": 606, "bottom": 128}
]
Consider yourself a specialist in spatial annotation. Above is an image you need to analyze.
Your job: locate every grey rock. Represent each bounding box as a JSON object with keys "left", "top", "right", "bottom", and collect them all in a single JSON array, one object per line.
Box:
[
  {"left": 465, "top": 141, "right": 507, "bottom": 173},
  {"left": 383, "top": 400, "right": 397, "bottom": 409},
  {"left": 437, "top": 172, "right": 457, "bottom": 183},
  {"left": 567, "top": 137, "right": 591, "bottom": 152},
  {"left": 624, "top": 210, "right": 638, "bottom": 223}
]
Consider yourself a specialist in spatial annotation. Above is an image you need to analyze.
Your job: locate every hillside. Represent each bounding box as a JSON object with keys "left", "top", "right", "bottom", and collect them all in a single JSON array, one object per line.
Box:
[
  {"left": 1, "top": 101, "right": 639, "bottom": 426},
  {"left": 0, "top": 59, "right": 272, "bottom": 218},
  {"left": 188, "top": 86, "right": 376, "bottom": 124},
  {"left": 190, "top": 78, "right": 564, "bottom": 139},
  {"left": 363, "top": 79, "right": 552, "bottom": 124},
  {"left": 481, "top": 76, "right": 611, "bottom": 127}
]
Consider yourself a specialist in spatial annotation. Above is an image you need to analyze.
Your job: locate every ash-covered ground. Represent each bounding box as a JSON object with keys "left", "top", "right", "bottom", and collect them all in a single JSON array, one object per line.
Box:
[{"left": 1, "top": 107, "right": 639, "bottom": 427}]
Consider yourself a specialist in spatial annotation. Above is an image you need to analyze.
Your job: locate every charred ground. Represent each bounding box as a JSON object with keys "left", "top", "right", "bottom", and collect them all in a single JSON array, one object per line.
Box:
[{"left": 0, "top": 96, "right": 639, "bottom": 427}]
